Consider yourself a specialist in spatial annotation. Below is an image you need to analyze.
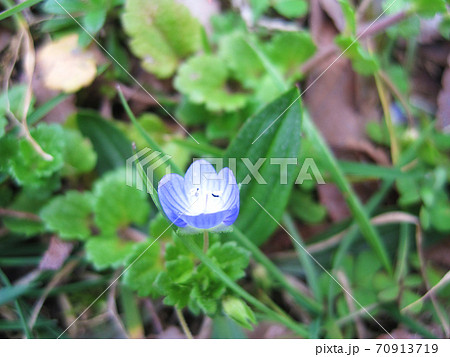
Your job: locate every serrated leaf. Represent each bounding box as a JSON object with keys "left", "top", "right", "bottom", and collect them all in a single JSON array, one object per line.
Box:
[
  {"left": 123, "top": 240, "right": 163, "bottom": 296},
  {"left": 174, "top": 54, "right": 248, "bottom": 111},
  {"left": 225, "top": 88, "right": 302, "bottom": 246},
  {"left": 85, "top": 235, "right": 135, "bottom": 270},
  {"left": 122, "top": 0, "right": 201, "bottom": 78},
  {"left": 9, "top": 123, "right": 65, "bottom": 187},
  {"left": 40, "top": 191, "right": 94, "bottom": 240},
  {"left": 206, "top": 242, "right": 250, "bottom": 281},
  {"left": 61, "top": 128, "right": 97, "bottom": 176},
  {"left": 93, "top": 169, "right": 150, "bottom": 234}
]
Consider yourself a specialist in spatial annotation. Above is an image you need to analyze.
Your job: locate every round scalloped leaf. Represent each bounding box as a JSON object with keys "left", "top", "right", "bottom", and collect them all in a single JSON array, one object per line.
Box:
[
  {"left": 273, "top": 0, "right": 308, "bottom": 18},
  {"left": 93, "top": 169, "right": 150, "bottom": 234},
  {"left": 61, "top": 128, "right": 97, "bottom": 176},
  {"left": 122, "top": 0, "right": 201, "bottom": 78},
  {"left": 9, "top": 123, "right": 65, "bottom": 187},
  {"left": 174, "top": 54, "right": 248, "bottom": 111},
  {"left": 40, "top": 191, "right": 94, "bottom": 240},
  {"left": 85, "top": 235, "right": 136, "bottom": 270}
]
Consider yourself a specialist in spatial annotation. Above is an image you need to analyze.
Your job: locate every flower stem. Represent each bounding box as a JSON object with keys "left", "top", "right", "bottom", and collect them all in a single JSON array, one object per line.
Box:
[
  {"left": 203, "top": 231, "right": 209, "bottom": 253},
  {"left": 175, "top": 307, "right": 193, "bottom": 339}
]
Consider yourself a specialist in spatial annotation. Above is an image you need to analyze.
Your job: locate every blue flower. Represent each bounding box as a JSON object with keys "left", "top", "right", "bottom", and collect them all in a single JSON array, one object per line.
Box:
[{"left": 158, "top": 159, "right": 240, "bottom": 232}]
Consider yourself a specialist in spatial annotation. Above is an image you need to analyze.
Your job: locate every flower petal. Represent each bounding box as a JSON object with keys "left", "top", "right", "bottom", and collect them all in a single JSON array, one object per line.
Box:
[
  {"left": 184, "top": 159, "right": 221, "bottom": 196},
  {"left": 182, "top": 210, "right": 228, "bottom": 229},
  {"left": 158, "top": 173, "right": 189, "bottom": 227}
]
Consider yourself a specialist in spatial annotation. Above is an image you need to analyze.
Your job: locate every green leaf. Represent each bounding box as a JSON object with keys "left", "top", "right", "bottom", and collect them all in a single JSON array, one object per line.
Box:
[
  {"left": 61, "top": 128, "right": 97, "bottom": 176},
  {"left": 122, "top": 0, "right": 201, "bottom": 78},
  {"left": 249, "top": 0, "right": 270, "bottom": 19},
  {"left": 289, "top": 189, "right": 327, "bottom": 224},
  {"left": 272, "top": 0, "right": 308, "bottom": 18},
  {"left": 206, "top": 242, "right": 250, "bottom": 281},
  {"left": 0, "top": 85, "right": 28, "bottom": 122},
  {"left": 40, "top": 191, "right": 94, "bottom": 240},
  {"left": 225, "top": 88, "right": 302, "bottom": 245},
  {"left": 382, "top": 0, "right": 420, "bottom": 38},
  {"left": 85, "top": 235, "right": 135, "bottom": 270},
  {"left": 338, "top": 0, "right": 356, "bottom": 35},
  {"left": 222, "top": 295, "right": 256, "bottom": 330},
  {"left": 0, "top": 284, "right": 33, "bottom": 306},
  {"left": 82, "top": 8, "right": 106, "bottom": 34},
  {"left": 123, "top": 240, "right": 163, "bottom": 296},
  {"left": 9, "top": 123, "right": 65, "bottom": 187},
  {"left": 335, "top": 36, "right": 379, "bottom": 75},
  {"left": 174, "top": 54, "right": 248, "bottom": 111},
  {"left": 439, "top": 14, "right": 450, "bottom": 39},
  {"left": 412, "top": 0, "right": 446, "bottom": 18},
  {"left": 0, "top": 117, "right": 6, "bottom": 138},
  {"left": 42, "top": 0, "right": 86, "bottom": 14},
  {"left": 93, "top": 169, "right": 150, "bottom": 234},
  {"left": 218, "top": 33, "right": 265, "bottom": 89},
  {"left": 264, "top": 32, "right": 316, "bottom": 81},
  {"left": 77, "top": 110, "right": 133, "bottom": 174}
]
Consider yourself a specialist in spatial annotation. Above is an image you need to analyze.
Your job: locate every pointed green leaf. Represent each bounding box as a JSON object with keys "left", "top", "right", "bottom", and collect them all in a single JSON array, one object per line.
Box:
[{"left": 225, "top": 88, "right": 302, "bottom": 245}]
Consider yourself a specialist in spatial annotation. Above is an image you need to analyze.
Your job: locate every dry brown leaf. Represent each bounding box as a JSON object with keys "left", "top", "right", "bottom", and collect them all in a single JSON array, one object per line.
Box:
[
  {"left": 39, "top": 236, "right": 73, "bottom": 271},
  {"left": 37, "top": 34, "right": 97, "bottom": 93},
  {"left": 437, "top": 55, "right": 450, "bottom": 131}
]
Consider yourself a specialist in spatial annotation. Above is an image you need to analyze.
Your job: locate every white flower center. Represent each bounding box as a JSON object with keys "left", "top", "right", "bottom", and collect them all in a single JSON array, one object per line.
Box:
[{"left": 188, "top": 187, "right": 225, "bottom": 215}]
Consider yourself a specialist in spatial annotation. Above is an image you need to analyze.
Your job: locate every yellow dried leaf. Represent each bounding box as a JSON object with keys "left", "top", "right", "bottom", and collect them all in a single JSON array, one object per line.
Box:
[{"left": 37, "top": 34, "right": 97, "bottom": 93}]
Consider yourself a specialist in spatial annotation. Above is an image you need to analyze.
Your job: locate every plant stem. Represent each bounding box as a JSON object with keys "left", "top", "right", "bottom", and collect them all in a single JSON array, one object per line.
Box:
[
  {"left": 203, "top": 231, "right": 209, "bottom": 253},
  {"left": 374, "top": 71, "right": 400, "bottom": 164},
  {"left": 358, "top": 11, "right": 409, "bottom": 39},
  {"left": 0, "top": 0, "right": 42, "bottom": 21},
  {"left": 175, "top": 307, "right": 193, "bottom": 339}
]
